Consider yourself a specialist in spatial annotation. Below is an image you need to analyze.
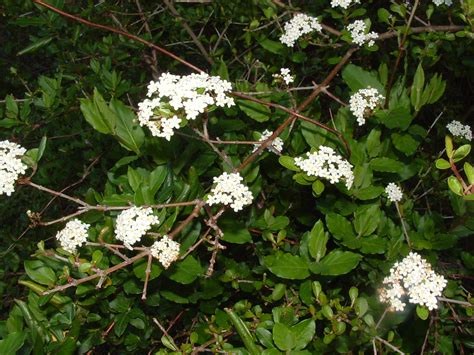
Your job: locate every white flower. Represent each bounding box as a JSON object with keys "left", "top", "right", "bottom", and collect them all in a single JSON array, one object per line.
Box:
[
  {"left": 380, "top": 252, "right": 447, "bottom": 311},
  {"left": 55, "top": 219, "right": 90, "bottom": 254},
  {"left": 447, "top": 120, "right": 472, "bottom": 141},
  {"left": 347, "top": 20, "right": 378, "bottom": 47},
  {"left": 150, "top": 235, "right": 180, "bottom": 269},
  {"left": 138, "top": 73, "right": 234, "bottom": 140},
  {"left": 331, "top": 0, "right": 360, "bottom": 9},
  {"left": 273, "top": 68, "right": 294, "bottom": 85},
  {"left": 433, "top": 0, "right": 452, "bottom": 5},
  {"left": 294, "top": 146, "right": 354, "bottom": 189},
  {"left": 115, "top": 207, "right": 159, "bottom": 249},
  {"left": 385, "top": 183, "right": 403, "bottom": 203},
  {"left": 349, "top": 87, "right": 385, "bottom": 125},
  {"left": 280, "top": 13, "right": 322, "bottom": 47},
  {"left": 207, "top": 172, "right": 253, "bottom": 212},
  {"left": 252, "top": 130, "right": 284, "bottom": 154},
  {"left": 0, "top": 140, "right": 27, "bottom": 196}
]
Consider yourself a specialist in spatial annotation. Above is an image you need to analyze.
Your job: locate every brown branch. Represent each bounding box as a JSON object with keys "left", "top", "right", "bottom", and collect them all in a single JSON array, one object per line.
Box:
[
  {"left": 31, "top": 0, "right": 203, "bottom": 73},
  {"left": 167, "top": 201, "right": 205, "bottom": 239},
  {"left": 44, "top": 250, "right": 149, "bottom": 294},
  {"left": 134, "top": 0, "right": 160, "bottom": 79},
  {"left": 142, "top": 253, "right": 153, "bottom": 300}
]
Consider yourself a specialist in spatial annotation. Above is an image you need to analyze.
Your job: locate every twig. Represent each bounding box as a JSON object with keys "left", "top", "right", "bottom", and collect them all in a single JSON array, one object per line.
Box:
[
  {"left": 142, "top": 253, "right": 153, "bottom": 300},
  {"left": 134, "top": 0, "right": 160, "bottom": 79},
  {"left": 438, "top": 297, "right": 473, "bottom": 307},
  {"left": 163, "top": 0, "right": 214, "bottom": 65},
  {"left": 385, "top": 0, "right": 420, "bottom": 104},
  {"left": 395, "top": 202, "right": 412, "bottom": 248},
  {"left": 32, "top": 0, "right": 203, "bottom": 73},
  {"left": 374, "top": 336, "right": 405, "bottom": 355}
]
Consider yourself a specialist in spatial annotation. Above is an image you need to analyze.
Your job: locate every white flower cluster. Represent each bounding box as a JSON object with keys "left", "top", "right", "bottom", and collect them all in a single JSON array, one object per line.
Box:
[
  {"left": 207, "top": 172, "right": 253, "bottom": 212},
  {"left": 347, "top": 20, "right": 378, "bottom": 47},
  {"left": 55, "top": 219, "right": 90, "bottom": 254},
  {"left": 385, "top": 183, "right": 403, "bottom": 203},
  {"left": 447, "top": 120, "right": 472, "bottom": 141},
  {"left": 331, "top": 0, "right": 360, "bottom": 9},
  {"left": 252, "top": 130, "right": 284, "bottom": 154},
  {"left": 294, "top": 146, "right": 354, "bottom": 189},
  {"left": 138, "top": 73, "right": 234, "bottom": 140},
  {"left": 349, "top": 87, "right": 385, "bottom": 125},
  {"left": 280, "top": 13, "right": 322, "bottom": 47},
  {"left": 273, "top": 68, "right": 294, "bottom": 85},
  {"left": 115, "top": 207, "right": 159, "bottom": 249},
  {"left": 150, "top": 235, "right": 181, "bottom": 269},
  {"left": 433, "top": 0, "right": 452, "bottom": 5},
  {"left": 380, "top": 252, "right": 447, "bottom": 311},
  {"left": 0, "top": 140, "right": 27, "bottom": 196}
]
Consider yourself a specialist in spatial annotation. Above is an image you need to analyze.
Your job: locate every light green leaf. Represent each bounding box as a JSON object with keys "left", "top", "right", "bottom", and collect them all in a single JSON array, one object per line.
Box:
[
  {"left": 24, "top": 260, "right": 57, "bottom": 286},
  {"left": 342, "top": 64, "right": 384, "bottom": 93},
  {"left": 292, "top": 319, "right": 316, "bottom": 350},
  {"left": 273, "top": 323, "right": 296, "bottom": 351},
  {"left": 411, "top": 63, "right": 425, "bottom": 111},
  {"left": 110, "top": 99, "right": 145, "bottom": 155},
  {"left": 326, "top": 213, "right": 354, "bottom": 240},
  {"left": 0, "top": 332, "right": 27, "bottom": 355}
]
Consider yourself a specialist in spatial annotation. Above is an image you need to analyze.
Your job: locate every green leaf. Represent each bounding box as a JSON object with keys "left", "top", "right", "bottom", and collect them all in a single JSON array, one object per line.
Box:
[
  {"left": 220, "top": 219, "right": 252, "bottom": 244},
  {"left": 17, "top": 37, "right": 53, "bottom": 56},
  {"left": 237, "top": 99, "right": 272, "bottom": 122},
  {"left": 366, "top": 128, "right": 382, "bottom": 158},
  {"left": 411, "top": 63, "right": 425, "bottom": 111},
  {"left": 24, "top": 260, "right": 57, "bottom": 286},
  {"left": 370, "top": 157, "right": 404, "bottom": 173},
  {"left": 226, "top": 309, "right": 260, "bottom": 355},
  {"left": 312, "top": 180, "right": 325, "bottom": 196},
  {"left": 80, "top": 88, "right": 115, "bottom": 134},
  {"left": 453, "top": 144, "right": 471, "bottom": 162},
  {"left": 259, "top": 38, "right": 285, "bottom": 55},
  {"left": 448, "top": 176, "right": 463, "bottom": 196},
  {"left": 114, "top": 312, "right": 130, "bottom": 337},
  {"left": 217, "top": 60, "right": 229, "bottom": 81},
  {"left": 310, "top": 250, "right": 362, "bottom": 276},
  {"left": 0, "top": 332, "right": 27, "bottom": 355},
  {"left": 279, "top": 156, "right": 300, "bottom": 172},
  {"left": 109, "top": 99, "right": 144, "bottom": 155},
  {"left": 422, "top": 74, "right": 445, "bottom": 105},
  {"left": 416, "top": 305, "right": 430, "bottom": 320},
  {"left": 435, "top": 158, "right": 451, "bottom": 170},
  {"left": 292, "top": 319, "right": 316, "bottom": 350},
  {"left": 300, "top": 120, "right": 327, "bottom": 148},
  {"left": 5, "top": 95, "right": 18, "bottom": 119},
  {"left": 445, "top": 136, "right": 454, "bottom": 158},
  {"left": 307, "top": 220, "right": 328, "bottom": 262},
  {"left": 354, "top": 297, "right": 369, "bottom": 317},
  {"left": 375, "top": 106, "right": 412, "bottom": 130},
  {"left": 353, "top": 186, "right": 384, "bottom": 200},
  {"left": 342, "top": 64, "right": 384, "bottom": 93},
  {"left": 133, "top": 258, "right": 162, "bottom": 281},
  {"left": 266, "top": 254, "right": 310, "bottom": 280},
  {"left": 326, "top": 213, "right": 355, "bottom": 240},
  {"left": 391, "top": 133, "right": 420, "bottom": 156},
  {"left": 354, "top": 204, "right": 380, "bottom": 237},
  {"left": 464, "top": 162, "right": 474, "bottom": 184},
  {"left": 273, "top": 323, "right": 296, "bottom": 351},
  {"left": 168, "top": 256, "right": 203, "bottom": 284}
]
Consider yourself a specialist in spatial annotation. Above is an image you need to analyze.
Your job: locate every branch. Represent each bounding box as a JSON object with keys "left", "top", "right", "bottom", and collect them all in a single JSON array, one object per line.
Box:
[
  {"left": 374, "top": 336, "right": 405, "bottom": 355},
  {"left": 31, "top": 0, "right": 203, "bottom": 73}
]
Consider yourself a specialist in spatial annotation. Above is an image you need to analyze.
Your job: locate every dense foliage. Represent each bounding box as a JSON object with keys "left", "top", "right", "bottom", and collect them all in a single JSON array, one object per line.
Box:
[{"left": 1, "top": 0, "right": 473, "bottom": 353}]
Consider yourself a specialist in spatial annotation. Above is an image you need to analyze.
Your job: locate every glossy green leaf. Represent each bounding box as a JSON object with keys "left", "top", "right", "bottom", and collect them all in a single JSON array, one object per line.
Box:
[{"left": 311, "top": 250, "right": 362, "bottom": 276}]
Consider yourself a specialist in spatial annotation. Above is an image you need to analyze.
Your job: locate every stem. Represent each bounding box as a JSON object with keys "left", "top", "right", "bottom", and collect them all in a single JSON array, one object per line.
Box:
[
  {"left": 374, "top": 336, "right": 405, "bottom": 355},
  {"left": 385, "top": 0, "right": 420, "bottom": 104},
  {"left": 43, "top": 250, "right": 149, "bottom": 295},
  {"left": 142, "top": 253, "right": 153, "bottom": 300},
  {"left": 395, "top": 201, "right": 412, "bottom": 248},
  {"left": 375, "top": 308, "right": 389, "bottom": 330},
  {"left": 225, "top": 308, "right": 260, "bottom": 355},
  {"left": 438, "top": 297, "right": 473, "bottom": 307},
  {"left": 20, "top": 180, "right": 88, "bottom": 207}
]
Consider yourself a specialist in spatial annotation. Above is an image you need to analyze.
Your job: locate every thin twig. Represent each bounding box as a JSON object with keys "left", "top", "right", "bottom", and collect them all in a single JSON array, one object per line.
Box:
[
  {"left": 374, "top": 336, "right": 405, "bottom": 355},
  {"left": 163, "top": 0, "right": 214, "bottom": 65},
  {"left": 395, "top": 202, "right": 412, "bottom": 248}
]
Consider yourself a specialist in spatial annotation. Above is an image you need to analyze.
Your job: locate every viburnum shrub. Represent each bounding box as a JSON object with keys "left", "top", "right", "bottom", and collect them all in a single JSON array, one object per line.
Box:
[{"left": 0, "top": 0, "right": 473, "bottom": 353}]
